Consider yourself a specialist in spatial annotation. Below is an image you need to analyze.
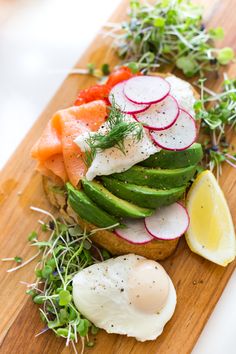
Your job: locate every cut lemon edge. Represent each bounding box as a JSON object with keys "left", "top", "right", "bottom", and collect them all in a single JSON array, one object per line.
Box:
[{"left": 185, "top": 170, "right": 236, "bottom": 266}]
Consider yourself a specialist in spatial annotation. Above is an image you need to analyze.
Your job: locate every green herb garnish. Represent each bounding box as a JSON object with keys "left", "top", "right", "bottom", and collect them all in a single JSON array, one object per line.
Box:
[
  {"left": 87, "top": 63, "right": 95, "bottom": 75},
  {"left": 106, "top": 0, "right": 234, "bottom": 77},
  {"left": 28, "top": 230, "right": 38, "bottom": 242},
  {"left": 194, "top": 74, "right": 236, "bottom": 178},
  {"left": 101, "top": 63, "right": 111, "bottom": 76},
  {"left": 85, "top": 101, "right": 143, "bottom": 165},
  {"left": 1, "top": 256, "right": 23, "bottom": 263},
  {"left": 20, "top": 206, "right": 112, "bottom": 352}
]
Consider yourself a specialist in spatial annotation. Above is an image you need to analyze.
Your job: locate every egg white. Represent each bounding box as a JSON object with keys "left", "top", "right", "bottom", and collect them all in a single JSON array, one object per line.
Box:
[
  {"left": 72, "top": 254, "right": 176, "bottom": 342},
  {"left": 74, "top": 115, "right": 160, "bottom": 181},
  {"left": 166, "top": 76, "right": 196, "bottom": 117}
]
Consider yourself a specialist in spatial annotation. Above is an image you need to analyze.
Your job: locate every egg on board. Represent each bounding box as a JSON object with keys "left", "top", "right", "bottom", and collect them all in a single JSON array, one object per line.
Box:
[{"left": 72, "top": 254, "right": 176, "bottom": 341}]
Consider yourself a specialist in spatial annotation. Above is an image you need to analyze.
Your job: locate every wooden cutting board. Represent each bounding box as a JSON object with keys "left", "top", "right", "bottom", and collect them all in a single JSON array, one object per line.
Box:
[{"left": 0, "top": 0, "right": 236, "bottom": 353}]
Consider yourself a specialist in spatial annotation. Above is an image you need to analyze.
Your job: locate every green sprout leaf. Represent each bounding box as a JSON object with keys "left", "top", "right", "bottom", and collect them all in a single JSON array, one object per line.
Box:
[
  {"left": 126, "top": 61, "right": 139, "bottom": 74},
  {"left": 28, "top": 231, "right": 38, "bottom": 242},
  {"left": 101, "top": 63, "right": 110, "bottom": 76},
  {"left": 209, "top": 27, "right": 224, "bottom": 40},
  {"left": 41, "top": 265, "right": 53, "bottom": 279},
  {"left": 87, "top": 63, "right": 95, "bottom": 75},
  {"left": 59, "top": 290, "right": 72, "bottom": 306},
  {"left": 176, "top": 56, "right": 199, "bottom": 77},
  {"left": 154, "top": 17, "right": 165, "bottom": 27},
  {"left": 41, "top": 223, "right": 48, "bottom": 232},
  {"left": 217, "top": 47, "right": 234, "bottom": 65},
  {"left": 77, "top": 319, "right": 90, "bottom": 337}
]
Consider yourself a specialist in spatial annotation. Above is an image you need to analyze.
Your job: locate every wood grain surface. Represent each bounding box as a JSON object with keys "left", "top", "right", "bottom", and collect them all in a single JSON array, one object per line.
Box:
[{"left": 0, "top": 0, "right": 236, "bottom": 353}]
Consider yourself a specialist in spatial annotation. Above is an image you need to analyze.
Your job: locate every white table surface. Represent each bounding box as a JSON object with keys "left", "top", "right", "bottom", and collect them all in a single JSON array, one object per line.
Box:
[{"left": 0, "top": 0, "right": 235, "bottom": 353}]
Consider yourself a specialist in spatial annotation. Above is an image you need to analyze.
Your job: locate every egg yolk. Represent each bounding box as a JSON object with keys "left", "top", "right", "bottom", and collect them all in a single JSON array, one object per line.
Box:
[{"left": 128, "top": 260, "right": 169, "bottom": 314}]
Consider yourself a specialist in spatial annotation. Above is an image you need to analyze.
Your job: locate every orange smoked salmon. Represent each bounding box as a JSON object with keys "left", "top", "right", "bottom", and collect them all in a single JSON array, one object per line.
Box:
[
  {"left": 32, "top": 100, "right": 107, "bottom": 186},
  {"left": 31, "top": 120, "right": 62, "bottom": 161},
  {"left": 44, "top": 154, "right": 68, "bottom": 183}
]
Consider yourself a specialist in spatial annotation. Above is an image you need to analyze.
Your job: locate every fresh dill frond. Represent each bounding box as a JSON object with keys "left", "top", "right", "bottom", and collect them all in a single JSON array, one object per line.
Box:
[
  {"left": 194, "top": 74, "right": 236, "bottom": 178},
  {"left": 106, "top": 0, "right": 234, "bottom": 77},
  {"left": 85, "top": 101, "right": 143, "bottom": 165}
]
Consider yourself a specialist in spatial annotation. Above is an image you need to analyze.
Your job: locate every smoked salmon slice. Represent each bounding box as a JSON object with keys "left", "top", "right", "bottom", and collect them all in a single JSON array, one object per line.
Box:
[
  {"left": 32, "top": 100, "right": 107, "bottom": 186},
  {"left": 44, "top": 154, "right": 68, "bottom": 183},
  {"left": 52, "top": 100, "right": 107, "bottom": 133},
  {"left": 42, "top": 100, "right": 107, "bottom": 186},
  {"left": 58, "top": 115, "right": 88, "bottom": 187},
  {"left": 31, "top": 120, "right": 62, "bottom": 161}
]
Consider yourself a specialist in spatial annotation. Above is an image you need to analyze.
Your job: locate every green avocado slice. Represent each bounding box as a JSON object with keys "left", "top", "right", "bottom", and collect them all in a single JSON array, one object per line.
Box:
[
  {"left": 110, "top": 165, "right": 197, "bottom": 189},
  {"left": 102, "top": 177, "right": 186, "bottom": 208},
  {"left": 66, "top": 183, "right": 119, "bottom": 228},
  {"left": 82, "top": 179, "right": 153, "bottom": 218},
  {"left": 140, "top": 143, "right": 203, "bottom": 169}
]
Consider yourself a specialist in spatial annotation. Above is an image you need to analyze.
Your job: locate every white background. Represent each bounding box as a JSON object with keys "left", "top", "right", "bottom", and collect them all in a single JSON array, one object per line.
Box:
[{"left": 0, "top": 0, "right": 235, "bottom": 353}]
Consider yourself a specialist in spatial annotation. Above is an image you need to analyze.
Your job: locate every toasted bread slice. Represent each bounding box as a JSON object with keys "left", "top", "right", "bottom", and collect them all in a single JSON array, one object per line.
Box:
[
  {"left": 43, "top": 176, "right": 179, "bottom": 260},
  {"left": 41, "top": 73, "right": 199, "bottom": 260}
]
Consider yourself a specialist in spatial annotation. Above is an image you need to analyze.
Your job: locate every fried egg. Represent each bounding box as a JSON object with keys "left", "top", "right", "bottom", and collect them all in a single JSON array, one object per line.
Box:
[{"left": 72, "top": 254, "right": 176, "bottom": 341}]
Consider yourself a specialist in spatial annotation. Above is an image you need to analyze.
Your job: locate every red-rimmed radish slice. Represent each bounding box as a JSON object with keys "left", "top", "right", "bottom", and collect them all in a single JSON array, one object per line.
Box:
[
  {"left": 108, "top": 81, "right": 150, "bottom": 114},
  {"left": 145, "top": 202, "right": 189, "bottom": 240},
  {"left": 134, "top": 95, "right": 179, "bottom": 130},
  {"left": 124, "top": 76, "right": 170, "bottom": 104},
  {"left": 115, "top": 219, "right": 154, "bottom": 245},
  {"left": 150, "top": 109, "right": 197, "bottom": 151}
]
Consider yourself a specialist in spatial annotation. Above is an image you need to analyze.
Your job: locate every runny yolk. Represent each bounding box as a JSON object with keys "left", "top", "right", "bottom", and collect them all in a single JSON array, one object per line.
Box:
[{"left": 128, "top": 260, "right": 169, "bottom": 314}]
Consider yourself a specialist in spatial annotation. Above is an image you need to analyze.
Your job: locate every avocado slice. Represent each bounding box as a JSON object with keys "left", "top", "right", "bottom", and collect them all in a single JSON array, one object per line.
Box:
[
  {"left": 66, "top": 183, "right": 119, "bottom": 228},
  {"left": 111, "top": 165, "right": 197, "bottom": 189},
  {"left": 82, "top": 179, "right": 153, "bottom": 218},
  {"left": 102, "top": 176, "right": 186, "bottom": 208},
  {"left": 140, "top": 143, "right": 203, "bottom": 169}
]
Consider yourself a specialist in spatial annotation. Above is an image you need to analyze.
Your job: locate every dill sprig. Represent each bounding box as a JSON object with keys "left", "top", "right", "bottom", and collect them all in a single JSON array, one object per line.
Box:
[
  {"left": 194, "top": 74, "right": 236, "bottom": 178},
  {"left": 20, "top": 207, "right": 111, "bottom": 353},
  {"left": 106, "top": 0, "right": 234, "bottom": 77},
  {"left": 85, "top": 101, "right": 143, "bottom": 165}
]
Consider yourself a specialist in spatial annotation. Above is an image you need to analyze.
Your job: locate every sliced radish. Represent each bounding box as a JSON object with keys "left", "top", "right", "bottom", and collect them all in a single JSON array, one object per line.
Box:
[
  {"left": 150, "top": 109, "right": 197, "bottom": 151},
  {"left": 124, "top": 76, "right": 170, "bottom": 104},
  {"left": 145, "top": 202, "right": 189, "bottom": 240},
  {"left": 115, "top": 219, "right": 154, "bottom": 245},
  {"left": 108, "top": 81, "right": 150, "bottom": 114},
  {"left": 134, "top": 95, "right": 179, "bottom": 130}
]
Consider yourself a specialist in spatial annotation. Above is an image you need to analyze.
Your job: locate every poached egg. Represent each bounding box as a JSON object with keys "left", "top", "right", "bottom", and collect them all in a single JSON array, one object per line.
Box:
[
  {"left": 72, "top": 254, "right": 176, "bottom": 341},
  {"left": 75, "top": 115, "right": 160, "bottom": 181}
]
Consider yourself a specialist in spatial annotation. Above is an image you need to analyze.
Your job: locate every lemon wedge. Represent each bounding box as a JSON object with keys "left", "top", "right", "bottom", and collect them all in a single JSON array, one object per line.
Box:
[{"left": 185, "top": 170, "right": 236, "bottom": 266}]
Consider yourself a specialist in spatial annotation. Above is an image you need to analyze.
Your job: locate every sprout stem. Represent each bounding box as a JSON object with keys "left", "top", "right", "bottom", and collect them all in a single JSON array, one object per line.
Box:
[{"left": 7, "top": 251, "right": 40, "bottom": 273}]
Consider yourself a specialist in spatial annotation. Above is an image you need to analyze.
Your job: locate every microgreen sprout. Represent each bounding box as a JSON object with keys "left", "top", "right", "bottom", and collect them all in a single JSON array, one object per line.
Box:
[
  {"left": 194, "top": 74, "right": 236, "bottom": 178},
  {"left": 21, "top": 207, "right": 112, "bottom": 353},
  {"left": 68, "top": 63, "right": 111, "bottom": 81},
  {"left": 105, "top": 0, "right": 234, "bottom": 77},
  {"left": 1, "top": 256, "right": 23, "bottom": 263}
]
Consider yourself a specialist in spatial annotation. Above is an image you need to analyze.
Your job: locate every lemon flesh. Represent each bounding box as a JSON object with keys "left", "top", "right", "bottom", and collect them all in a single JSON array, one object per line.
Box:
[{"left": 186, "top": 170, "right": 236, "bottom": 266}]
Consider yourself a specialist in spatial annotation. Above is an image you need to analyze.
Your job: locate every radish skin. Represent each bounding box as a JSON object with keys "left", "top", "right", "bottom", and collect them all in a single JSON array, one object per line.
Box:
[
  {"left": 109, "top": 81, "right": 150, "bottom": 114},
  {"left": 115, "top": 219, "right": 154, "bottom": 244},
  {"left": 145, "top": 202, "right": 190, "bottom": 240},
  {"left": 134, "top": 95, "right": 179, "bottom": 131},
  {"left": 150, "top": 109, "right": 197, "bottom": 151},
  {"left": 124, "top": 76, "right": 170, "bottom": 104}
]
